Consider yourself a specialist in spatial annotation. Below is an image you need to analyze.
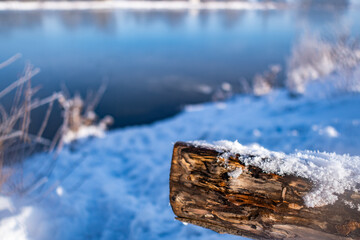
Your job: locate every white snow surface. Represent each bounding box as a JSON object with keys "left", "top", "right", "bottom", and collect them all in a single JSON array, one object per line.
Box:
[
  {"left": 62, "top": 125, "right": 107, "bottom": 143},
  {"left": 1, "top": 89, "right": 360, "bottom": 240},
  {"left": 0, "top": 1, "right": 282, "bottom": 11}
]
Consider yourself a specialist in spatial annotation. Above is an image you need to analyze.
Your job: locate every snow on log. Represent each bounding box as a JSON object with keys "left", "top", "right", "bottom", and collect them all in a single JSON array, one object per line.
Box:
[{"left": 169, "top": 141, "right": 360, "bottom": 239}]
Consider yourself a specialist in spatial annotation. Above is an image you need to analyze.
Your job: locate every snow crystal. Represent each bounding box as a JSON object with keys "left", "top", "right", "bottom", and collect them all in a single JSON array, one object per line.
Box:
[
  {"left": 63, "top": 125, "right": 106, "bottom": 143},
  {"left": 191, "top": 140, "right": 360, "bottom": 208},
  {"left": 227, "top": 168, "right": 243, "bottom": 179}
]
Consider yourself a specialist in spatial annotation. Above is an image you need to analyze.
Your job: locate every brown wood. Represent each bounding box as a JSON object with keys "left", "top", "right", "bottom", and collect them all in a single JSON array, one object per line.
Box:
[{"left": 169, "top": 142, "right": 360, "bottom": 239}]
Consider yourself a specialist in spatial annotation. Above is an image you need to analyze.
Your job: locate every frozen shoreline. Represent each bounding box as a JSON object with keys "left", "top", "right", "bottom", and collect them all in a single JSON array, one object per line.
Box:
[
  {"left": 1, "top": 89, "right": 360, "bottom": 240},
  {"left": 0, "top": 0, "right": 285, "bottom": 11}
]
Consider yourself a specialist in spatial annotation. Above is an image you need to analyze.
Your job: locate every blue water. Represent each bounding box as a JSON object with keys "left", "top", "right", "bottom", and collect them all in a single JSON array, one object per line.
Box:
[{"left": 0, "top": 4, "right": 359, "bottom": 138}]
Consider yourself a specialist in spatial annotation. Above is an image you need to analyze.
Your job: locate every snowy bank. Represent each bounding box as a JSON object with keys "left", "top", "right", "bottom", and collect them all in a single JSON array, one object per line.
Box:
[
  {"left": 1, "top": 90, "right": 360, "bottom": 239},
  {"left": 0, "top": 1, "right": 284, "bottom": 11}
]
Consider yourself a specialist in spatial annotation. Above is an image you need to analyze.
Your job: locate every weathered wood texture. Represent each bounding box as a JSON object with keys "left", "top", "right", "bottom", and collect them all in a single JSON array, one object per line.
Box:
[{"left": 169, "top": 142, "right": 360, "bottom": 239}]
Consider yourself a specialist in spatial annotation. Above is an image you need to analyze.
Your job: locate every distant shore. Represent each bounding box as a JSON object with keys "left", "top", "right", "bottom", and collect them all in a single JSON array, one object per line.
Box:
[{"left": 0, "top": 1, "right": 285, "bottom": 11}]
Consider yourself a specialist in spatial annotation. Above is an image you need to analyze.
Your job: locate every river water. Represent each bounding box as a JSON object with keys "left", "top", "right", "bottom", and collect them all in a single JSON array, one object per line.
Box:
[{"left": 0, "top": 1, "right": 359, "bottom": 138}]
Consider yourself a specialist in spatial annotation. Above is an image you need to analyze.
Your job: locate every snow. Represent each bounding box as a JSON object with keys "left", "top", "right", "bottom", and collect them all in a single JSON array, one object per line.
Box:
[
  {"left": 227, "top": 168, "right": 243, "bottom": 179},
  {"left": 62, "top": 125, "right": 106, "bottom": 143},
  {"left": 0, "top": 1, "right": 283, "bottom": 11},
  {"left": 304, "top": 66, "right": 360, "bottom": 98},
  {"left": 1, "top": 89, "right": 360, "bottom": 239},
  {"left": 286, "top": 34, "right": 360, "bottom": 95},
  {"left": 313, "top": 125, "right": 339, "bottom": 138},
  {"left": 221, "top": 83, "right": 232, "bottom": 92},
  {"left": 191, "top": 140, "right": 360, "bottom": 207}
]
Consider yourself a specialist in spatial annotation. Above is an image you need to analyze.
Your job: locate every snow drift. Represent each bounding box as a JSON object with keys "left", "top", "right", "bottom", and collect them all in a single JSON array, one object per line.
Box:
[{"left": 1, "top": 88, "right": 360, "bottom": 240}]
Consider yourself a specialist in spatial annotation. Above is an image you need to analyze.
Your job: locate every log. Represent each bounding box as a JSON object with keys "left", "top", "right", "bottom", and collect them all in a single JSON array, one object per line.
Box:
[{"left": 169, "top": 142, "right": 360, "bottom": 239}]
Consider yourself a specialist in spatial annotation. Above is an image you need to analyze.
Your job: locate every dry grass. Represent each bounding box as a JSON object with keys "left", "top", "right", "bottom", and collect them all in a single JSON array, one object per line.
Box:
[
  {"left": 286, "top": 32, "right": 360, "bottom": 95},
  {"left": 252, "top": 65, "right": 281, "bottom": 96},
  {"left": 53, "top": 82, "right": 113, "bottom": 146},
  {"left": 0, "top": 55, "right": 112, "bottom": 197},
  {"left": 0, "top": 55, "right": 62, "bottom": 193},
  {"left": 0, "top": 57, "right": 115, "bottom": 197}
]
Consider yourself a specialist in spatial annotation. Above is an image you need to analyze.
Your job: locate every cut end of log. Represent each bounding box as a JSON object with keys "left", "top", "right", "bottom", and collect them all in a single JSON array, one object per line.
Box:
[{"left": 169, "top": 141, "right": 360, "bottom": 239}]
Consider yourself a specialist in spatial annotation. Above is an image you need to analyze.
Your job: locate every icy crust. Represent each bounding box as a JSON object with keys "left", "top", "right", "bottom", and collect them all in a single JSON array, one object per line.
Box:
[{"left": 191, "top": 140, "right": 360, "bottom": 208}]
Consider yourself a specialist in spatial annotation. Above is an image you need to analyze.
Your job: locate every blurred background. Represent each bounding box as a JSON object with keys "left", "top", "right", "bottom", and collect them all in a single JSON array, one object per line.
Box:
[{"left": 1, "top": 0, "right": 358, "bottom": 139}]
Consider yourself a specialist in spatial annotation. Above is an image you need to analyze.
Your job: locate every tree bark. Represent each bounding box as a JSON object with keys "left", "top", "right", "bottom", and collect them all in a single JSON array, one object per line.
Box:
[{"left": 169, "top": 142, "right": 360, "bottom": 239}]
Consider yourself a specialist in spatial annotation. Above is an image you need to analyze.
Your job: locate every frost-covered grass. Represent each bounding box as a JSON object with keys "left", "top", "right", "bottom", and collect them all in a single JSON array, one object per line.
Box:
[
  {"left": 1, "top": 88, "right": 360, "bottom": 239},
  {"left": 286, "top": 33, "right": 360, "bottom": 95},
  {"left": 0, "top": 56, "right": 62, "bottom": 194}
]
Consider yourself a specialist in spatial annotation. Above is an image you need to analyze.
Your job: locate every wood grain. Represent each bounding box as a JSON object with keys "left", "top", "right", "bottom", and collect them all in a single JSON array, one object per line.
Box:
[{"left": 169, "top": 142, "right": 360, "bottom": 239}]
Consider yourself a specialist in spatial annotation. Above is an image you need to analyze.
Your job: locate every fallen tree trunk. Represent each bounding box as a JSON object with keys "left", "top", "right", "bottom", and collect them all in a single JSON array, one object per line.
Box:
[{"left": 169, "top": 142, "right": 360, "bottom": 239}]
